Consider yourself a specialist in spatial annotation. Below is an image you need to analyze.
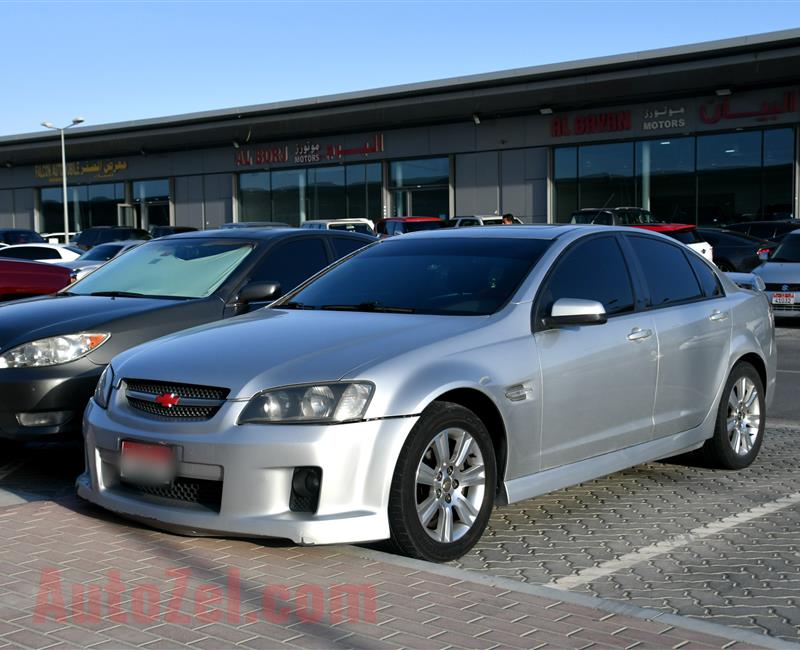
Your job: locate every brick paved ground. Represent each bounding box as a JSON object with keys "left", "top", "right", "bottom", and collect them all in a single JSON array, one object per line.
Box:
[
  {"left": 455, "top": 426, "right": 800, "bottom": 643},
  {"left": 0, "top": 495, "right": 766, "bottom": 649}
]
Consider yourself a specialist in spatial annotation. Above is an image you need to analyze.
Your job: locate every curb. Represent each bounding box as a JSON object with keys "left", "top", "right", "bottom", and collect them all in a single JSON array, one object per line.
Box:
[{"left": 342, "top": 545, "right": 798, "bottom": 650}]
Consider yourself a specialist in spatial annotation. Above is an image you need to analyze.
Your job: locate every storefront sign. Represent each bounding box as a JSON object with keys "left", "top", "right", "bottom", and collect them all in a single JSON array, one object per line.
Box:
[
  {"left": 235, "top": 133, "right": 385, "bottom": 167},
  {"left": 699, "top": 90, "right": 797, "bottom": 125},
  {"left": 642, "top": 105, "right": 687, "bottom": 131},
  {"left": 550, "top": 111, "right": 631, "bottom": 138},
  {"left": 34, "top": 159, "right": 128, "bottom": 183}
]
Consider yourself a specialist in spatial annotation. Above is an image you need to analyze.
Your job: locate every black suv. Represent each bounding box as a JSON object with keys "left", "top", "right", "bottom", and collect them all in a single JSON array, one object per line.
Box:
[
  {"left": 73, "top": 226, "right": 152, "bottom": 250},
  {"left": 0, "top": 228, "right": 374, "bottom": 441},
  {"left": 724, "top": 220, "right": 800, "bottom": 243},
  {"left": 0, "top": 228, "right": 45, "bottom": 245}
]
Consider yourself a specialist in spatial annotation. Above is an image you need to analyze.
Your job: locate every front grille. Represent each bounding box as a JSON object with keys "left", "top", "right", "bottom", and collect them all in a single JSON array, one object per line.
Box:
[
  {"left": 120, "top": 477, "right": 223, "bottom": 511},
  {"left": 124, "top": 378, "right": 229, "bottom": 421},
  {"left": 127, "top": 397, "right": 219, "bottom": 420},
  {"left": 125, "top": 379, "right": 228, "bottom": 401},
  {"left": 773, "top": 303, "right": 800, "bottom": 312}
]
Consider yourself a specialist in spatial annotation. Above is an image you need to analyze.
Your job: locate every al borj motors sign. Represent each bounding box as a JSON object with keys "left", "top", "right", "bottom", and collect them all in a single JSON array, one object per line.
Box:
[{"left": 550, "top": 110, "right": 632, "bottom": 137}]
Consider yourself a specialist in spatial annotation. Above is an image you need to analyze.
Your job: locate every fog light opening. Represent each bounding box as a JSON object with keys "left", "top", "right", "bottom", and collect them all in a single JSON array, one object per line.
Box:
[
  {"left": 290, "top": 467, "right": 321, "bottom": 513},
  {"left": 16, "top": 411, "right": 73, "bottom": 428}
]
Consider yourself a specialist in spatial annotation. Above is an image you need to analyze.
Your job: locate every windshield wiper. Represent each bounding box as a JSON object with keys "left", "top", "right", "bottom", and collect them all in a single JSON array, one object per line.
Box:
[
  {"left": 320, "top": 302, "right": 415, "bottom": 313},
  {"left": 279, "top": 301, "right": 317, "bottom": 310},
  {"left": 88, "top": 291, "right": 147, "bottom": 298}
]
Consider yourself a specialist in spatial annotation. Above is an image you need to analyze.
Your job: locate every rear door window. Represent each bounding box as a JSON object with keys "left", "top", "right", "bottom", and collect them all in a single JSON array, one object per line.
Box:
[
  {"left": 688, "top": 255, "right": 723, "bottom": 298},
  {"left": 627, "top": 236, "right": 703, "bottom": 307}
]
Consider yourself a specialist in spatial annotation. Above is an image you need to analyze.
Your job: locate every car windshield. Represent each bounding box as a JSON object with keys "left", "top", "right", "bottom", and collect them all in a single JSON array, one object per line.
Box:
[
  {"left": 328, "top": 223, "right": 374, "bottom": 234},
  {"left": 282, "top": 237, "right": 552, "bottom": 315},
  {"left": 770, "top": 235, "right": 800, "bottom": 263},
  {"left": 404, "top": 221, "right": 445, "bottom": 232},
  {"left": 570, "top": 211, "right": 613, "bottom": 225},
  {"left": 613, "top": 209, "right": 658, "bottom": 225},
  {"left": 79, "top": 244, "right": 124, "bottom": 262},
  {"left": 70, "top": 239, "right": 255, "bottom": 298}
]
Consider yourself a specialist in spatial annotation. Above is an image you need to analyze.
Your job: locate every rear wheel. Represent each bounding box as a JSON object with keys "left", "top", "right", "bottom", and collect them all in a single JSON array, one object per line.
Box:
[
  {"left": 388, "top": 401, "right": 496, "bottom": 562},
  {"left": 701, "top": 362, "right": 764, "bottom": 469}
]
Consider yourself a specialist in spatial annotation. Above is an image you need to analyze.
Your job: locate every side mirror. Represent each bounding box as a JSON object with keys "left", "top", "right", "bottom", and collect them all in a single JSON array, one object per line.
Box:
[
  {"left": 238, "top": 281, "right": 281, "bottom": 304},
  {"left": 543, "top": 298, "right": 607, "bottom": 329}
]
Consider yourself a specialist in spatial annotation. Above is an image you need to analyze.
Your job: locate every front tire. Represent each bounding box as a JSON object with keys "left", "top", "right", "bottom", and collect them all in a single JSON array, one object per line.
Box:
[
  {"left": 388, "top": 401, "right": 496, "bottom": 562},
  {"left": 701, "top": 362, "right": 765, "bottom": 469}
]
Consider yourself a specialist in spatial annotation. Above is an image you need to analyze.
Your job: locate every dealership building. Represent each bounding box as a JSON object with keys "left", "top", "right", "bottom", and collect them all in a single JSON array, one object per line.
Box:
[{"left": 0, "top": 29, "right": 799, "bottom": 234}]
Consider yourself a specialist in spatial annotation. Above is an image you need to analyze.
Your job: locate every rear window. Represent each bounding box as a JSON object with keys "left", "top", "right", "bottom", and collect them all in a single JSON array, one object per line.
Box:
[
  {"left": 2, "top": 231, "right": 45, "bottom": 245},
  {"left": 667, "top": 229, "right": 702, "bottom": 245},
  {"left": 328, "top": 223, "right": 374, "bottom": 235},
  {"left": 403, "top": 221, "right": 446, "bottom": 233}
]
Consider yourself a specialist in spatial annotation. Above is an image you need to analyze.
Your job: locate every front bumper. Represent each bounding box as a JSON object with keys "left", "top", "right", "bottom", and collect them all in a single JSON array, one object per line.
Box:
[
  {"left": 77, "top": 398, "right": 417, "bottom": 545},
  {"left": 0, "top": 359, "right": 101, "bottom": 440},
  {"left": 765, "top": 291, "right": 800, "bottom": 317}
]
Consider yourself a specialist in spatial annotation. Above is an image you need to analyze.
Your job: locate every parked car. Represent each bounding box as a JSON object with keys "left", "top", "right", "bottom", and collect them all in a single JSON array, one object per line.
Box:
[
  {"left": 695, "top": 228, "right": 776, "bottom": 272},
  {"left": 58, "top": 241, "right": 144, "bottom": 282},
  {"left": 724, "top": 219, "right": 800, "bottom": 242},
  {"left": 569, "top": 207, "right": 660, "bottom": 226},
  {"left": 301, "top": 219, "right": 376, "bottom": 235},
  {"left": 630, "top": 224, "right": 714, "bottom": 262},
  {"left": 220, "top": 222, "right": 290, "bottom": 229},
  {"left": 0, "top": 229, "right": 374, "bottom": 441},
  {"left": 150, "top": 226, "right": 198, "bottom": 238},
  {"left": 375, "top": 217, "right": 446, "bottom": 237},
  {"left": 752, "top": 230, "right": 800, "bottom": 317},
  {"left": 0, "top": 243, "right": 81, "bottom": 263},
  {"left": 73, "top": 226, "right": 151, "bottom": 251},
  {"left": 78, "top": 226, "right": 774, "bottom": 561},
  {"left": 0, "top": 260, "right": 71, "bottom": 301},
  {"left": 452, "top": 215, "right": 523, "bottom": 227},
  {"left": 42, "top": 231, "right": 78, "bottom": 244},
  {"left": 0, "top": 228, "right": 46, "bottom": 245}
]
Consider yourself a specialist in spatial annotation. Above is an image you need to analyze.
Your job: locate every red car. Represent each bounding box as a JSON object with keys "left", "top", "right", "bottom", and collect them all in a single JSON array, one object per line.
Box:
[
  {"left": 375, "top": 217, "right": 446, "bottom": 237},
  {"left": 0, "top": 259, "right": 71, "bottom": 301}
]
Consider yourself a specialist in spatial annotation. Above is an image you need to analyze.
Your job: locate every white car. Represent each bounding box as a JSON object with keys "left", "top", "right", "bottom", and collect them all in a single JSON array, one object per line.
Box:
[
  {"left": 452, "top": 215, "right": 523, "bottom": 227},
  {"left": 0, "top": 243, "right": 81, "bottom": 264},
  {"left": 752, "top": 230, "right": 800, "bottom": 317},
  {"left": 57, "top": 240, "right": 144, "bottom": 282},
  {"left": 301, "top": 219, "right": 376, "bottom": 235}
]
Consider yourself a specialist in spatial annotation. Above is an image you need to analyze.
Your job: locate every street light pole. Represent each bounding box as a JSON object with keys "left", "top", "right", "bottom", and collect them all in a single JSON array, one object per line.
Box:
[{"left": 41, "top": 117, "right": 85, "bottom": 242}]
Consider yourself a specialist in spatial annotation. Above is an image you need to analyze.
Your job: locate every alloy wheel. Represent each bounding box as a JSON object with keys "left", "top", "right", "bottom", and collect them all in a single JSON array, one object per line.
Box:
[{"left": 726, "top": 376, "right": 761, "bottom": 456}]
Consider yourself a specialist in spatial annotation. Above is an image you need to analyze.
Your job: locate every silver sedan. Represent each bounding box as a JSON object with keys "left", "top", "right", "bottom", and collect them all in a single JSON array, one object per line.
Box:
[{"left": 77, "top": 226, "right": 776, "bottom": 561}]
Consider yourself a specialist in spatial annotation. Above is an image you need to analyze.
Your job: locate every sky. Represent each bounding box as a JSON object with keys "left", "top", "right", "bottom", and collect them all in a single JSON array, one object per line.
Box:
[{"left": 0, "top": 0, "right": 797, "bottom": 137}]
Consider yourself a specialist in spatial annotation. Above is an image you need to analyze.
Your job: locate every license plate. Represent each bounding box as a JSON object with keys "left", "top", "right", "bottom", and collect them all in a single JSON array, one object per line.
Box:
[
  {"left": 772, "top": 292, "right": 795, "bottom": 305},
  {"left": 120, "top": 440, "right": 175, "bottom": 486}
]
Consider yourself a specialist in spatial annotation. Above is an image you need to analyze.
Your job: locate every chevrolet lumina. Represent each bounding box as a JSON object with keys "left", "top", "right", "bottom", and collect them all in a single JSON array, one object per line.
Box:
[
  {"left": 0, "top": 229, "right": 373, "bottom": 441},
  {"left": 78, "top": 226, "right": 775, "bottom": 561}
]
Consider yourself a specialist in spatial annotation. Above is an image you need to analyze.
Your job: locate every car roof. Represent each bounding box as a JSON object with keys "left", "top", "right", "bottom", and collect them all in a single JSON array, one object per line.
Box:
[
  {"left": 1, "top": 242, "right": 66, "bottom": 249},
  {"left": 379, "top": 216, "right": 442, "bottom": 222},
  {"left": 161, "top": 228, "right": 375, "bottom": 242},
  {"left": 382, "top": 224, "right": 584, "bottom": 241}
]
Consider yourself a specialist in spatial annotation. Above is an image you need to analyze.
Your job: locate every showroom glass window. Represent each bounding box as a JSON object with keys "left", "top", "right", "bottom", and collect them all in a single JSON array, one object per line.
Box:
[
  {"left": 762, "top": 128, "right": 794, "bottom": 219},
  {"left": 132, "top": 179, "right": 170, "bottom": 228},
  {"left": 308, "top": 166, "right": 345, "bottom": 219},
  {"left": 346, "top": 163, "right": 381, "bottom": 220},
  {"left": 553, "top": 148, "right": 578, "bottom": 223},
  {"left": 239, "top": 172, "right": 271, "bottom": 221},
  {"left": 271, "top": 169, "right": 307, "bottom": 226},
  {"left": 390, "top": 157, "right": 449, "bottom": 219},
  {"left": 578, "top": 143, "right": 635, "bottom": 211},
  {"left": 635, "top": 138, "right": 695, "bottom": 222},
  {"left": 41, "top": 182, "right": 124, "bottom": 233}
]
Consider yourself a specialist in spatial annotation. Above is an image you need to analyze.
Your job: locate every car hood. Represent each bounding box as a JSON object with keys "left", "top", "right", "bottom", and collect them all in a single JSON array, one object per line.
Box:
[
  {"left": 0, "top": 294, "right": 208, "bottom": 354},
  {"left": 752, "top": 262, "right": 800, "bottom": 283},
  {"left": 113, "top": 308, "right": 484, "bottom": 399}
]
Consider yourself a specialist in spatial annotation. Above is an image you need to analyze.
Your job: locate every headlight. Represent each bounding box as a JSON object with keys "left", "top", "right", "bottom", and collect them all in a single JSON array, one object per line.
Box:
[
  {"left": 239, "top": 382, "right": 374, "bottom": 424},
  {"left": 0, "top": 333, "right": 110, "bottom": 369},
  {"left": 94, "top": 365, "right": 115, "bottom": 409}
]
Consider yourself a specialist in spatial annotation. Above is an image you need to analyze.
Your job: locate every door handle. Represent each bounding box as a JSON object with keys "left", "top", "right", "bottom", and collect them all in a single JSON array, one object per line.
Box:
[
  {"left": 627, "top": 327, "right": 653, "bottom": 342},
  {"left": 709, "top": 310, "right": 728, "bottom": 322}
]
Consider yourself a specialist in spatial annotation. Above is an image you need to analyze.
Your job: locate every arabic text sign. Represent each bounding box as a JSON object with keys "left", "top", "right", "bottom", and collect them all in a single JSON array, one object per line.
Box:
[
  {"left": 700, "top": 91, "right": 798, "bottom": 125},
  {"left": 34, "top": 160, "right": 128, "bottom": 182},
  {"left": 235, "top": 133, "right": 385, "bottom": 167}
]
